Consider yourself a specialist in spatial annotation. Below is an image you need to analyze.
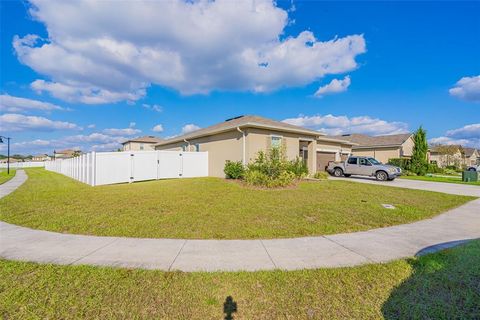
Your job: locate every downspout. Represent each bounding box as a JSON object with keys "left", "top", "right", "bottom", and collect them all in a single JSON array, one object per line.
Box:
[
  {"left": 237, "top": 127, "right": 246, "bottom": 165},
  {"left": 183, "top": 139, "right": 190, "bottom": 152}
]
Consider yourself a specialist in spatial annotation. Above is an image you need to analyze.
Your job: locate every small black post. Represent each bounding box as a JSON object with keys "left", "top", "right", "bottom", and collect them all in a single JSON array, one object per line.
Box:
[
  {"left": 0, "top": 136, "right": 11, "bottom": 175},
  {"left": 223, "top": 296, "right": 237, "bottom": 320},
  {"left": 7, "top": 137, "right": 10, "bottom": 174}
]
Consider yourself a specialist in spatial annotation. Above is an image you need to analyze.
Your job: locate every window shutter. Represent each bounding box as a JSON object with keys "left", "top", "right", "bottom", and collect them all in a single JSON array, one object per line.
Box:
[
  {"left": 266, "top": 136, "right": 271, "bottom": 149},
  {"left": 282, "top": 137, "right": 287, "bottom": 153}
]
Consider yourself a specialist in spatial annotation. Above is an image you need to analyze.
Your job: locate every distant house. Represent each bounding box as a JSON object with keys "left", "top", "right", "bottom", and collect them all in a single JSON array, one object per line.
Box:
[
  {"left": 333, "top": 133, "right": 414, "bottom": 164},
  {"left": 121, "top": 136, "right": 163, "bottom": 151},
  {"left": 155, "top": 115, "right": 355, "bottom": 177},
  {"left": 32, "top": 154, "right": 52, "bottom": 161},
  {"left": 54, "top": 149, "right": 81, "bottom": 159},
  {"left": 463, "top": 147, "right": 479, "bottom": 167},
  {"left": 0, "top": 158, "right": 21, "bottom": 164},
  {"left": 429, "top": 145, "right": 464, "bottom": 168}
]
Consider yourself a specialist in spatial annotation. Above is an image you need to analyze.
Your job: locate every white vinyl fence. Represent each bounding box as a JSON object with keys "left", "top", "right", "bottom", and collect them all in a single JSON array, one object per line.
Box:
[
  {"left": 0, "top": 161, "right": 45, "bottom": 168},
  {"left": 45, "top": 150, "right": 208, "bottom": 186}
]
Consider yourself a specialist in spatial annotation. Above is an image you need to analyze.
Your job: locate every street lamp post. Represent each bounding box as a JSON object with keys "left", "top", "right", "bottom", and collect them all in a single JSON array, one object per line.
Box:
[{"left": 0, "top": 136, "right": 11, "bottom": 174}]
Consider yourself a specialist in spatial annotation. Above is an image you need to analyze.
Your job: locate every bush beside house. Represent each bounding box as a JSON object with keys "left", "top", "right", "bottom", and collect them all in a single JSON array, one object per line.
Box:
[{"left": 224, "top": 147, "right": 309, "bottom": 188}]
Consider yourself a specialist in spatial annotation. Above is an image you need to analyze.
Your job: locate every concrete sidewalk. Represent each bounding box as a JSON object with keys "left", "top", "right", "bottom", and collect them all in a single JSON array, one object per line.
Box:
[{"left": 0, "top": 170, "right": 479, "bottom": 272}]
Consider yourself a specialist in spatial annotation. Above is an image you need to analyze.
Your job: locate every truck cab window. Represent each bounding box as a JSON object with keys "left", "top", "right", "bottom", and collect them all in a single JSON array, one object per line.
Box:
[{"left": 347, "top": 157, "right": 357, "bottom": 165}]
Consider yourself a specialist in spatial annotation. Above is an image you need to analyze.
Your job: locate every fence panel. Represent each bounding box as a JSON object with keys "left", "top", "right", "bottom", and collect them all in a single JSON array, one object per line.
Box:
[
  {"left": 182, "top": 152, "right": 209, "bottom": 178},
  {"left": 45, "top": 150, "right": 208, "bottom": 186},
  {"left": 95, "top": 152, "right": 131, "bottom": 186},
  {"left": 0, "top": 161, "right": 45, "bottom": 168}
]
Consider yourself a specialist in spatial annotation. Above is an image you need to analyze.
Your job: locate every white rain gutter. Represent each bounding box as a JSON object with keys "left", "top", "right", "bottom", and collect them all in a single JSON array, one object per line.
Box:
[{"left": 237, "top": 127, "right": 246, "bottom": 165}]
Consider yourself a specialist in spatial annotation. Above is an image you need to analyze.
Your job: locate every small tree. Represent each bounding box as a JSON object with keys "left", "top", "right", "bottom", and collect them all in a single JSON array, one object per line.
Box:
[{"left": 410, "top": 126, "right": 428, "bottom": 175}]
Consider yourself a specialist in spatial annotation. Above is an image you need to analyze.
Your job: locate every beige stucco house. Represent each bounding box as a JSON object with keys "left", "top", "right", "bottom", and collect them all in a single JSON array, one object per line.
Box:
[
  {"left": 429, "top": 145, "right": 479, "bottom": 168},
  {"left": 122, "top": 136, "right": 163, "bottom": 151},
  {"left": 155, "top": 115, "right": 355, "bottom": 177},
  {"left": 32, "top": 154, "right": 52, "bottom": 161},
  {"left": 463, "top": 147, "right": 479, "bottom": 167},
  {"left": 54, "top": 149, "right": 81, "bottom": 159},
  {"left": 333, "top": 133, "right": 414, "bottom": 164}
]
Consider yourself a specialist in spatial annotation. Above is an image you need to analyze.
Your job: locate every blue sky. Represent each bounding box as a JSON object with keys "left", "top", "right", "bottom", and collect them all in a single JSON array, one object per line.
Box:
[{"left": 1, "top": 0, "right": 479, "bottom": 155}]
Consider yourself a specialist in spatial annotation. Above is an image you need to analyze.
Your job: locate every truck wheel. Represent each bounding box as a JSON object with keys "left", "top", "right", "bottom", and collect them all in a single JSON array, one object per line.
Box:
[
  {"left": 344, "top": 174, "right": 351, "bottom": 177},
  {"left": 333, "top": 168, "right": 344, "bottom": 177},
  {"left": 376, "top": 171, "right": 388, "bottom": 181}
]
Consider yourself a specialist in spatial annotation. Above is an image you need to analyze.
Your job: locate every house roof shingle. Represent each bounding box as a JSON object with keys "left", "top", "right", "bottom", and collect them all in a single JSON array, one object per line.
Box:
[
  {"left": 463, "top": 147, "right": 478, "bottom": 157},
  {"left": 122, "top": 136, "right": 163, "bottom": 144},
  {"left": 155, "top": 115, "right": 328, "bottom": 146},
  {"left": 333, "top": 133, "right": 413, "bottom": 148}
]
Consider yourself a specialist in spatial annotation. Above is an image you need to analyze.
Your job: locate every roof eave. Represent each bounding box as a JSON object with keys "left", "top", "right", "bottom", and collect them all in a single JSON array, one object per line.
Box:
[{"left": 155, "top": 122, "right": 323, "bottom": 146}]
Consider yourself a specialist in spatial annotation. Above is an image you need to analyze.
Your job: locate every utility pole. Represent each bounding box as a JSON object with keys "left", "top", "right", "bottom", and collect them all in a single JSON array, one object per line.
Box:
[{"left": 0, "top": 136, "right": 11, "bottom": 174}]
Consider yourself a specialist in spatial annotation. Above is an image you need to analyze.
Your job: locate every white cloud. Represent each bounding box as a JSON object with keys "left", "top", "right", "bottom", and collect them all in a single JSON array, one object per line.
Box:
[
  {"left": 0, "top": 132, "right": 129, "bottom": 154},
  {"left": 87, "top": 124, "right": 96, "bottom": 129},
  {"left": 102, "top": 123, "right": 140, "bottom": 136},
  {"left": 142, "top": 103, "right": 163, "bottom": 113},
  {"left": 0, "top": 113, "right": 80, "bottom": 132},
  {"left": 283, "top": 114, "right": 409, "bottom": 136},
  {"left": 314, "top": 76, "right": 351, "bottom": 98},
  {"left": 449, "top": 75, "right": 480, "bottom": 102},
  {"left": 14, "top": 0, "right": 366, "bottom": 103},
  {"left": 0, "top": 93, "right": 64, "bottom": 112},
  {"left": 181, "top": 124, "right": 201, "bottom": 134},
  {"left": 429, "top": 123, "right": 480, "bottom": 148},
  {"left": 152, "top": 124, "right": 164, "bottom": 133},
  {"left": 30, "top": 79, "right": 145, "bottom": 104}
]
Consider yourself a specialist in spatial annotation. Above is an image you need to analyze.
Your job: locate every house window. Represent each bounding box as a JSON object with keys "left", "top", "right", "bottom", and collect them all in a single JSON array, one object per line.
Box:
[
  {"left": 182, "top": 144, "right": 188, "bottom": 151},
  {"left": 195, "top": 143, "right": 200, "bottom": 152},
  {"left": 140, "top": 144, "right": 144, "bottom": 150},
  {"left": 271, "top": 136, "right": 282, "bottom": 148}
]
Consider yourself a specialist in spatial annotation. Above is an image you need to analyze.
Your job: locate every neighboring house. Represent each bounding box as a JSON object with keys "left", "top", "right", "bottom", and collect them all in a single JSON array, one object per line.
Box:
[
  {"left": 0, "top": 158, "right": 21, "bottom": 163},
  {"left": 155, "top": 115, "right": 355, "bottom": 177},
  {"left": 429, "top": 145, "right": 479, "bottom": 168},
  {"left": 32, "top": 154, "right": 52, "bottom": 161},
  {"left": 463, "top": 147, "right": 479, "bottom": 167},
  {"left": 333, "top": 133, "right": 414, "bottom": 164},
  {"left": 428, "top": 145, "right": 463, "bottom": 168},
  {"left": 54, "top": 149, "right": 81, "bottom": 159},
  {"left": 122, "top": 136, "right": 163, "bottom": 151}
]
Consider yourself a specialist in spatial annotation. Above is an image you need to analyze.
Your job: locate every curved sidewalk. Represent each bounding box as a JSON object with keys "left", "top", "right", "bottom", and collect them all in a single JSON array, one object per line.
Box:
[{"left": 0, "top": 170, "right": 479, "bottom": 272}]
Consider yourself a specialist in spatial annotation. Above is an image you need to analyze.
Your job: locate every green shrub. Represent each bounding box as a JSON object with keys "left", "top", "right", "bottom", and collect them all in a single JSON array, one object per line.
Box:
[
  {"left": 243, "top": 147, "right": 302, "bottom": 188},
  {"left": 388, "top": 158, "right": 411, "bottom": 170},
  {"left": 402, "top": 170, "right": 417, "bottom": 176},
  {"left": 313, "top": 171, "right": 329, "bottom": 180},
  {"left": 426, "top": 163, "right": 443, "bottom": 174},
  {"left": 224, "top": 160, "right": 245, "bottom": 179},
  {"left": 287, "top": 157, "right": 309, "bottom": 178},
  {"left": 244, "top": 169, "right": 295, "bottom": 188},
  {"left": 444, "top": 168, "right": 459, "bottom": 176}
]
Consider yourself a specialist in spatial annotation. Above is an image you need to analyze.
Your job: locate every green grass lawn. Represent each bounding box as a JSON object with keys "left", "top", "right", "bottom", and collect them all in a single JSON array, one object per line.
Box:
[
  {"left": 0, "top": 168, "right": 474, "bottom": 239},
  {"left": 400, "top": 174, "right": 480, "bottom": 185},
  {"left": 0, "top": 169, "right": 16, "bottom": 185},
  {"left": 1, "top": 240, "right": 478, "bottom": 319}
]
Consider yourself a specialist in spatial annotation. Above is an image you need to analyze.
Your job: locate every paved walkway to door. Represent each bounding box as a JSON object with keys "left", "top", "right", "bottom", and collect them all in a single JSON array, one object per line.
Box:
[{"left": 1, "top": 170, "right": 479, "bottom": 272}]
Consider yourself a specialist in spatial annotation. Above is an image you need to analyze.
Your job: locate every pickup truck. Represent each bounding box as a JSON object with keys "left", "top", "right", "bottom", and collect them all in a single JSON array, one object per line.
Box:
[{"left": 327, "top": 156, "right": 402, "bottom": 181}]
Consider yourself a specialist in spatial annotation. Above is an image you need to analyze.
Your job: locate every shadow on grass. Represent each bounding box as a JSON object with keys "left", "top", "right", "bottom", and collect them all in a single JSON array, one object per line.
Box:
[{"left": 382, "top": 239, "right": 480, "bottom": 319}]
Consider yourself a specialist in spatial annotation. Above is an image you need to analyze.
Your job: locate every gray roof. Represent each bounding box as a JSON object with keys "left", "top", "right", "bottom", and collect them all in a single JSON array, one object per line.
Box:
[
  {"left": 122, "top": 136, "right": 163, "bottom": 144},
  {"left": 156, "top": 115, "right": 326, "bottom": 146},
  {"left": 333, "top": 133, "right": 413, "bottom": 148},
  {"left": 463, "top": 147, "right": 478, "bottom": 158}
]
